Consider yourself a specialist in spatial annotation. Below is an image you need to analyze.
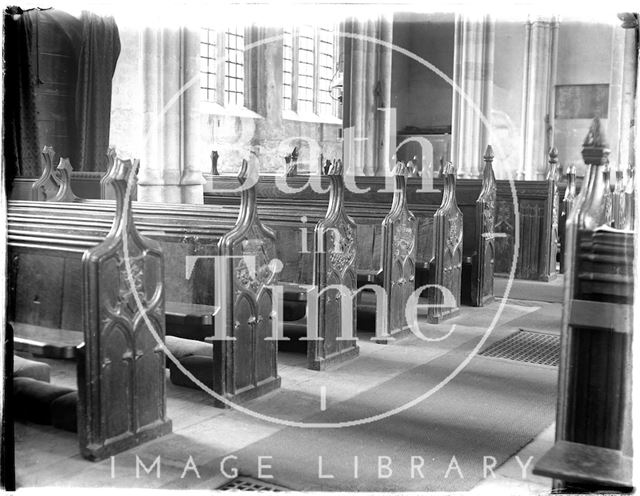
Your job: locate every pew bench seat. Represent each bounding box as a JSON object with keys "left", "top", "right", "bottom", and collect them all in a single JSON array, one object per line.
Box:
[
  {"left": 165, "top": 336, "right": 215, "bottom": 390},
  {"left": 165, "top": 302, "right": 216, "bottom": 341},
  {"left": 13, "top": 355, "right": 51, "bottom": 382},
  {"left": 13, "top": 376, "right": 78, "bottom": 432},
  {"left": 533, "top": 440, "right": 633, "bottom": 490},
  {"left": 13, "top": 323, "right": 82, "bottom": 359}
]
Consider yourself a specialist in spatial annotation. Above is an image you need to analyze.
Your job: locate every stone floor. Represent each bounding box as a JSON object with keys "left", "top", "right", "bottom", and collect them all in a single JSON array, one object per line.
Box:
[{"left": 12, "top": 285, "right": 562, "bottom": 494}]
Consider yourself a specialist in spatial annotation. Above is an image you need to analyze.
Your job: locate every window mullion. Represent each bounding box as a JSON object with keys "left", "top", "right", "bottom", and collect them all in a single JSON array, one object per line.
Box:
[
  {"left": 216, "top": 31, "right": 225, "bottom": 106},
  {"left": 291, "top": 27, "right": 299, "bottom": 113},
  {"left": 334, "top": 27, "right": 340, "bottom": 118},
  {"left": 313, "top": 28, "right": 321, "bottom": 116}
]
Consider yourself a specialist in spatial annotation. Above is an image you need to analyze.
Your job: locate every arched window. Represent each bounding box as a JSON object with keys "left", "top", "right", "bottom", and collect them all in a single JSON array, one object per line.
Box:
[
  {"left": 282, "top": 25, "right": 339, "bottom": 118},
  {"left": 200, "top": 26, "right": 245, "bottom": 107}
]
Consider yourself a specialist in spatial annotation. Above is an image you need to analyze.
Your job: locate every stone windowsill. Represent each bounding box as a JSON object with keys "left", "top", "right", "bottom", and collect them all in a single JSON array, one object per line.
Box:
[
  {"left": 201, "top": 101, "right": 263, "bottom": 119},
  {"left": 282, "top": 109, "right": 342, "bottom": 125}
]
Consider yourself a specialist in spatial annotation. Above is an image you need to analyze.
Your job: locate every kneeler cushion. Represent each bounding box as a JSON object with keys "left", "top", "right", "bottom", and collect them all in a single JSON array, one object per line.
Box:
[
  {"left": 168, "top": 356, "right": 214, "bottom": 389},
  {"left": 165, "top": 335, "right": 213, "bottom": 362},
  {"left": 13, "top": 377, "right": 75, "bottom": 425},
  {"left": 282, "top": 300, "right": 306, "bottom": 321},
  {"left": 13, "top": 355, "right": 51, "bottom": 382},
  {"left": 51, "top": 392, "right": 78, "bottom": 433}
]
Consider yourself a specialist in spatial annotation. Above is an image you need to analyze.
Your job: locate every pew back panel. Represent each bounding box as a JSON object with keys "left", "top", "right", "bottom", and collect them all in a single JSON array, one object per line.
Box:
[
  {"left": 9, "top": 158, "right": 171, "bottom": 461},
  {"left": 217, "top": 167, "right": 281, "bottom": 399},
  {"left": 495, "top": 180, "right": 556, "bottom": 281}
]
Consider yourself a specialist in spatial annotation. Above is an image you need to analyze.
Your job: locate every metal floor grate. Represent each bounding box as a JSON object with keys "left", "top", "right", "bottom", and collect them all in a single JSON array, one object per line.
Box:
[
  {"left": 479, "top": 329, "right": 560, "bottom": 366},
  {"left": 218, "top": 476, "right": 287, "bottom": 492}
]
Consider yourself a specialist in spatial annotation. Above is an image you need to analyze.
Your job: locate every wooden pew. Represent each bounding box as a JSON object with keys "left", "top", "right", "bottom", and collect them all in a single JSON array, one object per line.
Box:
[
  {"left": 9, "top": 162, "right": 282, "bottom": 405},
  {"left": 535, "top": 229, "right": 634, "bottom": 491},
  {"left": 559, "top": 165, "right": 577, "bottom": 274},
  {"left": 10, "top": 158, "right": 362, "bottom": 372},
  {"left": 612, "top": 169, "right": 626, "bottom": 229},
  {"left": 373, "top": 164, "right": 417, "bottom": 339},
  {"left": 10, "top": 145, "right": 126, "bottom": 201},
  {"left": 8, "top": 159, "right": 172, "bottom": 461},
  {"left": 304, "top": 169, "right": 359, "bottom": 369},
  {"left": 494, "top": 148, "right": 559, "bottom": 281},
  {"left": 417, "top": 161, "right": 463, "bottom": 322},
  {"left": 204, "top": 175, "right": 461, "bottom": 323},
  {"left": 431, "top": 146, "right": 497, "bottom": 307},
  {"left": 204, "top": 148, "right": 497, "bottom": 311},
  {"left": 25, "top": 147, "right": 479, "bottom": 321},
  {"left": 622, "top": 165, "right": 635, "bottom": 230},
  {"left": 533, "top": 123, "right": 634, "bottom": 492}
]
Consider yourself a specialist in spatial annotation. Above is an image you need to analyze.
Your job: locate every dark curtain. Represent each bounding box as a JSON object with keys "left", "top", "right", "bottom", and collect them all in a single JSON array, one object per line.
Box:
[
  {"left": 3, "top": 7, "right": 40, "bottom": 192},
  {"left": 74, "top": 11, "right": 120, "bottom": 172}
]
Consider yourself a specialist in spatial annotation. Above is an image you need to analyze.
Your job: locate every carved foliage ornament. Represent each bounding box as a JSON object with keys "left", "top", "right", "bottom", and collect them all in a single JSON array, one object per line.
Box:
[
  {"left": 106, "top": 251, "right": 149, "bottom": 323},
  {"left": 235, "top": 237, "right": 278, "bottom": 296},
  {"left": 393, "top": 224, "right": 415, "bottom": 259},
  {"left": 328, "top": 222, "right": 356, "bottom": 277},
  {"left": 448, "top": 214, "right": 462, "bottom": 248},
  {"left": 483, "top": 193, "right": 496, "bottom": 233}
]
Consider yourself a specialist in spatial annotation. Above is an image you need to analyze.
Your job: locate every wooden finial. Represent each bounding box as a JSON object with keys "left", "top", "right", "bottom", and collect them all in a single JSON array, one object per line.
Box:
[
  {"left": 328, "top": 159, "right": 344, "bottom": 176},
  {"left": 211, "top": 150, "right": 220, "bottom": 175},
  {"left": 618, "top": 12, "right": 639, "bottom": 29},
  {"left": 238, "top": 159, "right": 249, "bottom": 183},
  {"left": 100, "top": 147, "right": 119, "bottom": 200},
  {"left": 285, "top": 147, "right": 298, "bottom": 177},
  {"left": 394, "top": 161, "right": 409, "bottom": 176},
  {"left": 484, "top": 144, "right": 494, "bottom": 161},
  {"left": 442, "top": 161, "right": 456, "bottom": 176},
  {"left": 42, "top": 145, "right": 56, "bottom": 167},
  {"left": 32, "top": 145, "right": 60, "bottom": 200},
  {"left": 53, "top": 158, "right": 78, "bottom": 202},
  {"left": 107, "top": 146, "right": 117, "bottom": 167},
  {"left": 547, "top": 147, "right": 559, "bottom": 181},
  {"left": 582, "top": 117, "right": 609, "bottom": 148},
  {"left": 483, "top": 145, "right": 494, "bottom": 172},
  {"left": 582, "top": 117, "right": 610, "bottom": 166},
  {"left": 105, "top": 157, "right": 137, "bottom": 231}
]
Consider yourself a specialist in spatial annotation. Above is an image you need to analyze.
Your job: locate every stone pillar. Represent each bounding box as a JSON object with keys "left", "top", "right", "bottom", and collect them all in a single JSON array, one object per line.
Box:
[
  {"left": 363, "top": 19, "right": 377, "bottom": 176},
  {"left": 247, "top": 26, "right": 284, "bottom": 165},
  {"left": 616, "top": 14, "right": 638, "bottom": 172},
  {"left": 451, "top": 14, "right": 495, "bottom": 178},
  {"left": 181, "top": 27, "right": 206, "bottom": 204},
  {"left": 342, "top": 16, "right": 393, "bottom": 176},
  {"left": 376, "top": 17, "right": 393, "bottom": 176},
  {"left": 138, "top": 27, "right": 165, "bottom": 202},
  {"left": 138, "top": 27, "right": 205, "bottom": 203},
  {"left": 520, "top": 17, "right": 557, "bottom": 180}
]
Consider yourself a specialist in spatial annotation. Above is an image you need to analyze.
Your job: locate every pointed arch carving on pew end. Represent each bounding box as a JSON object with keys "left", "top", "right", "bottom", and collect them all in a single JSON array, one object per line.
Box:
[
  {"left": 472, "top": 145, "right": 497, "bottom": 307},
  {"left": 428, "top": 161, "right": 463, "bottom": 323},
  {"left": 217, "top": 160, "right": 281, "bottom": 404},
  {"left": 311, "top": 170, "right": 359, "bottom": 370},
  {"left": 380, "top": 161, "right": 418, "bottom": 337},
  {"left": 79, "top": 153, "right": 171, "bottom": 461}
]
